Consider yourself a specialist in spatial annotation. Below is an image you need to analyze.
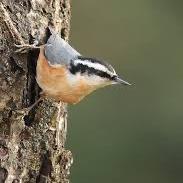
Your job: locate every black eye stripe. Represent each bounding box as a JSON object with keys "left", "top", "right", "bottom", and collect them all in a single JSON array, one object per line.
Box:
[
  {"left": 69, "top": 61, "right": 114, "bottom": 80},
  {"left": 77, "top": 56, "right": 115, "bottom": 73}
]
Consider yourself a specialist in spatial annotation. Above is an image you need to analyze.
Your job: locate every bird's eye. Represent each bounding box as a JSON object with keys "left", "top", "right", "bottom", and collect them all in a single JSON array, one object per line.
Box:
[{"left": 111, "top": 75, "right": 117, "bottom": 80}]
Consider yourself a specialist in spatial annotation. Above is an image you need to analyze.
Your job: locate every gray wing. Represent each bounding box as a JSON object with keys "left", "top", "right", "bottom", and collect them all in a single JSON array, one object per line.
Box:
[{"left": 44, "top": 32, "right": 81, "bottom": 66}]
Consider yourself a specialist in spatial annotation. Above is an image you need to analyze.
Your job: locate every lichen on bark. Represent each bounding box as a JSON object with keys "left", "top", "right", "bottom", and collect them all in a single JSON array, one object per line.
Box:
[{"left": 0, "top": 0, "right": 72, "bottom": 182}]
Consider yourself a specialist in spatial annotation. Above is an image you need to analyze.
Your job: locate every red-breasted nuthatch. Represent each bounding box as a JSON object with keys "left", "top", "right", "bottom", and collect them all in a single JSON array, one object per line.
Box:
[
  {"left": 17, "top": 27, "right": 131, "bottom": 104},
  {"left": 36, "top": 28, "right": 131, "bottom": 104}
]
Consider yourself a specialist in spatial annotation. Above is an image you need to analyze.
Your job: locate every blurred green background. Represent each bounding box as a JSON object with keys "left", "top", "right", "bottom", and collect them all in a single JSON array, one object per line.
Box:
[{"left": 67, "top": 0, "right": 183, "bottom": 182}]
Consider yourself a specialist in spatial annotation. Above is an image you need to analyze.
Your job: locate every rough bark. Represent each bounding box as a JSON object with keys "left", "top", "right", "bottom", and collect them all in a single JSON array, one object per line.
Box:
[{"left": 0, "top": 0, "right": 73, "bottom": 182}]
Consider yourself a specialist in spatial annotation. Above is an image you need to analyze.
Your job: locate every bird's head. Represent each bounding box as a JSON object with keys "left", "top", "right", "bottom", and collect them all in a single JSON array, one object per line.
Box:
[{"left": 69, "top": 56, "right": 131, "bottom": 88}]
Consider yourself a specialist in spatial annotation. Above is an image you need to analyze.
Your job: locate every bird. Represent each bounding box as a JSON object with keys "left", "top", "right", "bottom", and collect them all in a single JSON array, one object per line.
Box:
[
  {"left": 35, "top": 28, "right": 131, "bottom": 104},
  {"left": 16, "top": 27, "right": 131, "bottom": 105}
]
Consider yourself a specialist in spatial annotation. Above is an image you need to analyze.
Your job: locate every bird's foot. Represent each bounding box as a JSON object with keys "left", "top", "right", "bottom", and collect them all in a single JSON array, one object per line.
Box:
[
  {"left": 26, "top": 97, "right": 43, "bottom": 113},
  {"left": 16, "top": 97, "right": 43, "bottom": 115},
  {"left": 15, "top": 43, "right": 41, "bottom": 53}
]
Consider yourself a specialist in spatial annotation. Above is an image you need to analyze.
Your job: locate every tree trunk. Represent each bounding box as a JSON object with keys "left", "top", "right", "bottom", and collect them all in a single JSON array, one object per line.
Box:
[{"left": 0, "top": 0, "right": 73, "bottom": 182}]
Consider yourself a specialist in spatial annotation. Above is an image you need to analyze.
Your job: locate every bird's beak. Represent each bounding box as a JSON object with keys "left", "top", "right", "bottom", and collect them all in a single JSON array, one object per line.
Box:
[{"left": 115, "top": 76, "right": 131, "bottom": 86}]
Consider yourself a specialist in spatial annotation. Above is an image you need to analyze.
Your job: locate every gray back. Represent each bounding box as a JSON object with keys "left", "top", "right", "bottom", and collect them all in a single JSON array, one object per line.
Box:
[{"left": 44, "top": 33, "right": 81, "bottom": 66}]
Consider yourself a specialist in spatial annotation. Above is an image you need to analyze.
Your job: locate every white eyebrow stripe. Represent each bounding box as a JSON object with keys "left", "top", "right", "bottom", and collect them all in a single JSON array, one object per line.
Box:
[{"left": 73, "top": 59, "right": 116, "bottom": 76}]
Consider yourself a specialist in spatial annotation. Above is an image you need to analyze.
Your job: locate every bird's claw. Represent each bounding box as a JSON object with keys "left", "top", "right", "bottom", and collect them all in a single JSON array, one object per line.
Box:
[{"left": 14, "top": 44, "right": 41, "bottom": 53}]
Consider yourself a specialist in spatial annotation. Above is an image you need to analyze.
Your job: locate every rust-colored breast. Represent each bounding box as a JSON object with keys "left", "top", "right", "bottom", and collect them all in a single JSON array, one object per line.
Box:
[{"left": 36, "top": 47, "right": 95, "bottom": 104}]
